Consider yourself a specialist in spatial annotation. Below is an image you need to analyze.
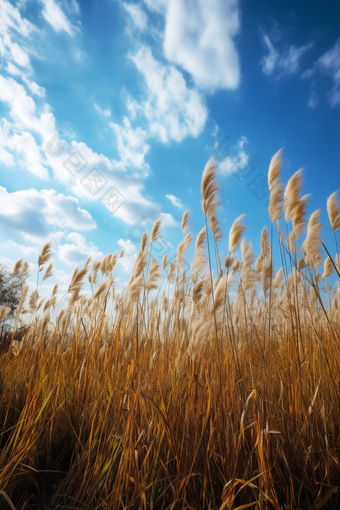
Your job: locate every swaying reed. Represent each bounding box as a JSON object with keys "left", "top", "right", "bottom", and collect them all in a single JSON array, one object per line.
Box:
[{"left": 0, "top": 149, "right": 340, "bottom": 510}]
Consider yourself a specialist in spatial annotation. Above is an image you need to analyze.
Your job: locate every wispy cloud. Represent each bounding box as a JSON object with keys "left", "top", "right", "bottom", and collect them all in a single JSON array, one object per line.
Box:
[
  {"left": 40, "top": 0, "right": 75, "bottom": 36},
  {"left": 303, "top": 38, "right": 340, "bottom": 107},
  {"left": 0, "top": 0, "right": 35, "bottom": 67},
  {"left": 121, "top": 1, "right": 148, "bottom": 32},
  {"left": 166, "top": 194, "right": 183, "bottom": 209},
  {"left": 261, "top": 34, "right": 313, "bottom": 77},
  {"left": 94, "top": 103, "right": 111, "bottom": 117},
  {"left": 218, "top": 136, "right": 250, "bottom": 177}
]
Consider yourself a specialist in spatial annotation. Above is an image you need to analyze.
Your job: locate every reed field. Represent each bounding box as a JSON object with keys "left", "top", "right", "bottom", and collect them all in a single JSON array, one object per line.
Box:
[{"left": 1, "top": 149, "right": 340, "bottom": 510}]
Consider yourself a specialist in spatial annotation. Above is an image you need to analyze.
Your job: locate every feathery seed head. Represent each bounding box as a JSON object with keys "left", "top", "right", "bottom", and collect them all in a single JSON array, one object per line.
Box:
[
  {"left": 322, "top": 256, "right": 334, "bottom": 279},
  {"left": 42, "top": 262, "right": 53, "bottom": 282},
  {"left": 284, "top": 168, "right": 303, "bottom": 221},
  {"left": 151, "top": 218, "right": 162, "bottom": 242},
  {"left": 268, "top": 148, "right": 283, "bottom": 190},
  {"left": 13, "top": 258, "right": 23, "bottom": 276},
  {"left": 201, "top": 158, "right": 221, "bottom": 219},
  {"left": 181, "top": 210, "right": 191, "bottom": 235},
  {"left": 38, "top": 241, "right": 53, "bottom": 267},
  {"left": 327, "top": 190, "right": 340, "bottom": 233},
  {"left": 228, "top": 214, "right": 247, "bottom": 253}
]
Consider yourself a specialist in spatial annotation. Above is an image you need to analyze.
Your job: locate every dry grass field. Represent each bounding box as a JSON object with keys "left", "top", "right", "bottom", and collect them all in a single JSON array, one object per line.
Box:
[{"left": 0, "top": 149, "right": 340, "bottom": 509}]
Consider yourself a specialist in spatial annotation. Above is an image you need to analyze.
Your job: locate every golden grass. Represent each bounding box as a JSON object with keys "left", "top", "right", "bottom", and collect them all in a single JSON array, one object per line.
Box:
[{"left": 0, "top": 149, "right": 340, "bottom": 509}]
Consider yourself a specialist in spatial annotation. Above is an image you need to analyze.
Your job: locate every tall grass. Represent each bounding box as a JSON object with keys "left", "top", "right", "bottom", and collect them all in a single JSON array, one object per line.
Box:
[{"left": 0, "top": 149, "right": 340, "bottom": 510}]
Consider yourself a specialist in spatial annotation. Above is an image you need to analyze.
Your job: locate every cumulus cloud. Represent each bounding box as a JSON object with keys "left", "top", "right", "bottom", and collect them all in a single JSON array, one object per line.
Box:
[
  {"left": 0, "top": 71, "right": 164, "bottom": 227},
  {"left": 58, "top": 233, "right": 103, "bottom": 265},
  {"left": 110, "top": 116, "right": 150, "bottom": 169},
  {"left": 117, "top": 238, "right": 137, "bottom": 255},
  {"left": 166, "top": 193, "right": 183, "bottom": 209},
  {"left": 128, "top": 45, "right": 208, "bottom": 143},
  {"left": 44, "top": 135, "right": 165, "bottom": 226},
  {"left": 0, "top": 1, "right": 185, "bottom": 249},
  {"left": 162, "top": 0, "right": 241, "bottom": 91},
  {"left": 0, "top": 75, "right": 56, "bottom": 141},
  {"left": 116, "top": 239, "right": 137, "bottom": 274},
  {"left": 0, "top": 186, "right": 96, "bottom": 241},
  {"left": 261, "top": 35, "right": 313, "bottom": 76},
  {"left": 159, "top": 212, "right": 179, "bottom": 227},
  {"left": 2, "top": 239, "right": 39, "bottom": 258},
  {"left": 303, "top": 38, "right": 340, "bottom": 107},
  {"left": 0, "top": 121, "right": 49, "bottom": 178}
]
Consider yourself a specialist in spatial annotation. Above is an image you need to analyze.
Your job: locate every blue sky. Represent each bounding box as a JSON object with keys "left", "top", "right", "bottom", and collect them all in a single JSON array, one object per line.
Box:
[{"left": 0, "top": 0, "right": 339, "bottom": 294}]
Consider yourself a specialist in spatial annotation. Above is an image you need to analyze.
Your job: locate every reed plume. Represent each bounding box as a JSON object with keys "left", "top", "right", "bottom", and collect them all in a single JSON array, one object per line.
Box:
[
  {"left": 181, "top": 210, "right": 191, "bottom": 235},
  {"left": 13, "top": 258, "right": 23, "bottom": 275},
  {"left": 290, "top": 193, "right": 311, "bottom": 241},
  {"left": 228, "top": 214, "right": 247, "bottom": 254},
  {"left": 268, "top": 149, "right": 284, "bottom": 222},
  {"left": 322, "top": 256, "right": 334, "bottom": 279},
  {"left": 302, "top": 209, "right": 324, "bottom": 270},
  {"left": 146, "top": 258, "right": 161, "bottom": 292},
  {"left": 201, "top": 158, "right": 220, "bottom": 219},
  {"left": 327, "top": 190, "right": 340, "bottom": 233},
  {"left": 38, "top": 241, "right": 53, "bottom": 268},
  {"left": 284, "top": 168, "right": 303, "bottom": 222},
  {"left": 151, "top": 218, "right": 162, "bottom": 242},
  {"left": 255, "top": 226, "right": 269, "bottom": 273},
  {"left": 67, "top": 265, "right": 88, "bottom": 294},
  {"left": 0, "top": 306, "right": 11, "bottom": 322},
  {"left": 42, "top": 263, "right": 53, "bottom": 282},
  {"left": 2, "top": 148, "right": 340, "bottom": 510}
]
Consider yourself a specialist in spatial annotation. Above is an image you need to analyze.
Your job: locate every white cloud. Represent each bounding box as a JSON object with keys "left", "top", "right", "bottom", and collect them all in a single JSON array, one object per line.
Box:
[
  {"left": 40, "top": 0, "right": 74, "bottom": 36},
  {"left": 303, "top": 39, "right": 340, "bottom": 107},
  {"left": 0, "top": 6, "right": 181, "bottom": 238},
  {"left": 129, "top": 45, "right": 208, "bottom": 143},
  {"left": 94, "top": 103, "right": 111, "bottom": 117},
  {"left": 0, "top": 0, "right": 34, "bottom": 67},
  {"left": 0, "top": 75, "right": 56, "bottom": 142},
  {"left": 0, "top": 74, "right": 55, "bottom": 178},
  {"left": 261, "top": 35, "right": 313, "bottom": 76},
  {"left": 58, "top": 233, "right": 103, "bottom": 265},
  {"left": 307, "top": 90, "right": 318, "bottom": 109},
  {"left": 218, "top": 136, "right": 250, "bottom": 177},
  {"left": 45, "top": 136, "right": 162, "bottom": 226},
  {"left": 166, "top": 193, "right": 183, "bottom": 209},
  {"left": 2, "top": 239, "right": 39, "bottom": 258},
  {"left": 65, "top": 0, "right": 80, "bottom": 15},
  {"left": 211, "top": 123, "right": 219, "bottom": 137},
  {"left": 142, "top": 0, "right": 167, "bottom": 13},
  {"left": 110, "top": 116, "right": 150, "bottom": 169},
  {"left": 121, "top": 2, "right": 148, "bottom": 32},
  {"left": 0, "top": 120, "right": 49, "bottom": 178},
  {"left": 159, "top": 212, "right": 179, "bottom": 227},
  {"left": 7, "top": 62, "right": 46, "bottom": 97},
  {"left": 118, "top": 238, "right": 137, "bottom": 255},
  {"left": 116, "top": 240, "right": 137, "bottom": 274},
  {"left": 262, "top": 35, "right": 278, "bottom": 75},
  {"left": 162, "top": 0, "right": 241, "bottom": 91},
  {"left": 0, "top": 186, "right": 96, "bottom": 241}
]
